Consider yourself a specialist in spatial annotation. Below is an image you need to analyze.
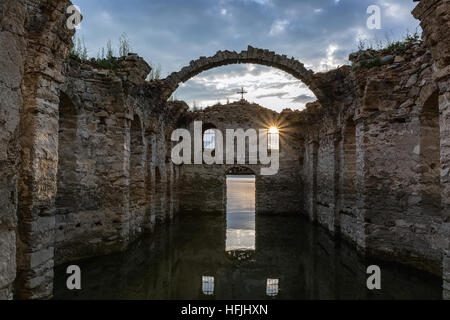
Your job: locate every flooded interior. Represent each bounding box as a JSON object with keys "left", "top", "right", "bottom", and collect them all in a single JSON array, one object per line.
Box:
[{"left": 54, "top": 176, "right": 442, "bottom": 300}]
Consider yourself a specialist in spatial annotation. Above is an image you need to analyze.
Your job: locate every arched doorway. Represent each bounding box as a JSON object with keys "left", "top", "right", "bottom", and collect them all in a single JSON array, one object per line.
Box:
[{"left": 55, "top": 92, "right": 83, "bottom": 260}]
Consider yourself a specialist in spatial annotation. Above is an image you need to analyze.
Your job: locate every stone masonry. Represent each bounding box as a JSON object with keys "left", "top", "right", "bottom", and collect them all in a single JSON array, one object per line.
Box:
[
  {"left": 54, "top": 55, "right": 183, "bottom": 264},
  {"left": 179, "top": 100, "right": 304, "bottom": 215},
  {"left": 412, "top": 0, "right": 450, "bottom": 298}
]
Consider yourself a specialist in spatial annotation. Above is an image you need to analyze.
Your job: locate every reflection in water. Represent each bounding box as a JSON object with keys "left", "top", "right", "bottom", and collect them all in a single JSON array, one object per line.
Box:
[
  {"left": 266, "top": 279, "right": 279, "bottom": 297},
  {"left": 53, "top": 213, "right": 443, "bottom": 300},
  {"left": 202, "top": 276, "right": 215, "bottom": 296},
  {"left": 53, "top": 176, "right": 443, "bottom": 299},
  {"left": 226, "top": 176, "right": 256, "bottom": 252}
]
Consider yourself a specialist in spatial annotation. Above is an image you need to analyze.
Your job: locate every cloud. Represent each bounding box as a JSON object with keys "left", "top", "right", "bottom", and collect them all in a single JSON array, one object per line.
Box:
[
  {"left": 173, "top": 63, "right": 315, "bottom": 111},
  {"left": 319, "top": 44, "right": 343, "bottom": 71},
  {"left": 268, "top": 81, "right": 304, "bottom": 89},
  {"left": 379, "top": 1, "right": 412, "bottom": 21},
  {"left": 99, "top": 11, "right": 113, "bottom": 24},
  {"left": 256, "top": 92, "right": 290, "bottom": 99},
  {"left": 72, "top": 0, "right": 420, "bottom": 111},
  {"left": 269, "top": 19, "right": 289, "bottom": 36},
  {"left": 291, "top": 94, "right": 316, "bottom": 103}
]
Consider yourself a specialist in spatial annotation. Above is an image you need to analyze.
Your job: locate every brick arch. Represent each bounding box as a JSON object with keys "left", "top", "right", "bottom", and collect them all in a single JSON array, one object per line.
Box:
[{"left": 163, "top": 46, "right": 325, "bottom": 102}]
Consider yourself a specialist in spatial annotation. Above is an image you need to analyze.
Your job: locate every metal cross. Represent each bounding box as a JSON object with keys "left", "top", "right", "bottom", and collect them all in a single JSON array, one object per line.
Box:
[{"left": 237, "top": 87, "right": 248, "bottom": 100}]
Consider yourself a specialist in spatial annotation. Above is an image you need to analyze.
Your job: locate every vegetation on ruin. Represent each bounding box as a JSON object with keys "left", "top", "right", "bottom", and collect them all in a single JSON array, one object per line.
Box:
[
  {"left": 356, "top": 29, "right": 421, "bottom": 54},
  {"left": 352, "top": 30, "right": 421, "bottom": 70},
  {"left": 191, "top": 101, "right": 203, "bottom": 111},
  {"left": 70, "top": 36, "right": 88, "bottom": 60},
  {"left": 70, "top": 32, "right": 131, "bottom": 61},
  {"left": 148, "top": 63, "right": 162, "bottom": 80},
  {"left": 69, "top": 32, "right": 163, "bottom": 78}
]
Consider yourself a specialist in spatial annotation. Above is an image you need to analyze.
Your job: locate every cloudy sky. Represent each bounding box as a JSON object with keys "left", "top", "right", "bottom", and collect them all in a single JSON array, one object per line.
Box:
[{"left": 72, "top": 0, "right": 420, "bottom": 112}]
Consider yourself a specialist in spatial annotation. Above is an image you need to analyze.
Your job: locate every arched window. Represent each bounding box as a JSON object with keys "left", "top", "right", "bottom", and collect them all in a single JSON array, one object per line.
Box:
[
  {"left": 56, "top": 92, "right": 80, "bottom": 213},
  {"left": 203, "top": 129, "right": 216, "bottom": 150},
  {"left": 268, "top": 126, "right": 279, "bottom": 150}
]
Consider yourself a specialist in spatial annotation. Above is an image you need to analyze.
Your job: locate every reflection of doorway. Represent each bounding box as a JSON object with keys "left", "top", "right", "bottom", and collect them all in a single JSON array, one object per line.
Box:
[{"left": 225, "top": 175, "right": 256, "bottom": 253}]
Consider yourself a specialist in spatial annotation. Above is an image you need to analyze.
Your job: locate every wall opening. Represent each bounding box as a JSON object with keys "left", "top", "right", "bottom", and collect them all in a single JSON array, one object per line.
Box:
[
  {"left": 145, "top": 133, "right": 153, "bottom": 206},
  {"left": 55, "top": 92, "right": 85, "bottom": 264},
  {"left": 342, "top": 120, "right": 357, "bottom": 215},
  {"left": 169, "top": 57, "right": 319, "bottom": 112},
  {"left": 334, "top": 135, "right": 342, "bottom": 231},
  {"left": 202, "top": 124, "right": 217, "bottom": 162},
  {"left": 306, "top": 141, "right": 318, "bottom": 222},
  {"left": 154, "top": 165, "right": 165, "bottom": 222},
  {"left": 204, "top": 129, "right": 216, "bottom": 150},
  {"left": 225, "top": 174, "right": 256, "bottom": 258},
  {"left": 419, "top": 91, "right": 442, "bottom": 216},
  {"left": 144, "top": 133, "right": 154, "bottom": 230},
  {"left": 268, "top": 126, "right": 280, "bottom": 150},
  {"left": 165, "top": 164, "right": 173, "bottom": 219},
  {"left": 56, "top": 92, "right": 80, "bottom": 217},
  {"left": 129, "top": 115, "right": 145, "bottom": 233}
]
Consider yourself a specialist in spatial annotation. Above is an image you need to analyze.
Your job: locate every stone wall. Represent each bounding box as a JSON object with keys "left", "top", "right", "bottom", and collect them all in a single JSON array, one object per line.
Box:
[
  {"left": 15, "top": 0, "right": 75, "bottom": 299},
  {"left": 178, "top": 101, "right": 303, "bottom": 215},
  {"left": 413, "top": 0, "right": 450, "bottom": 299},
  {"left": 0, "top": 0, "right": 185, "bottom": 297},
  {"left": 296, "top": 40, "right": 447, "bottom": 276},
  {"left": 0, "top": 0, "right": 26, "bottom": 300},
  {"left": 55, "top": 56, "right": 184, "bottom": 264},
  {"left": 0, "top": 0, "right": 74, "bottom": 299},
  {"left": 356, "top": 48, "right": 444, "bottom": 274},
  {"left": 1, "top": 0, "right": 450, "bottom": 300},
  {"left": 170, "top": 21, "right": 449, "bottom": 284}
]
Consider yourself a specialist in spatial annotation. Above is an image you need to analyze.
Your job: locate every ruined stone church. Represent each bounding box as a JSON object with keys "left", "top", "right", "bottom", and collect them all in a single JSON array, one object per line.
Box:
[{"left": 0, "top": 0, "right": 450, "bottom": 299}]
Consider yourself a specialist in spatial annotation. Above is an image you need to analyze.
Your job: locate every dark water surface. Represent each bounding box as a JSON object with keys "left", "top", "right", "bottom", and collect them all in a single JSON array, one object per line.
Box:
[{"left": 54, "top": 177, "right": 442, "bottom": 300}]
